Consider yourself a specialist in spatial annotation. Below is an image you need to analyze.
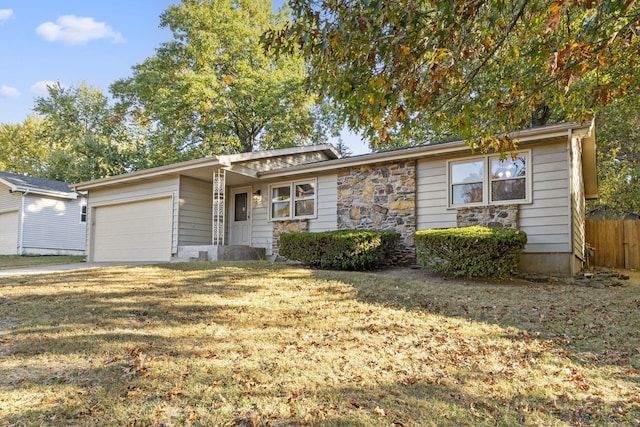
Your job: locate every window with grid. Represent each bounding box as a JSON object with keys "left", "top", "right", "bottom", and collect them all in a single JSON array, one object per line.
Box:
[
  {"left": 449, "top": 152, "right": 530, "bottom": 207},
  {"left": 270, "top": 179, "right": 316, "bottom": 220}
]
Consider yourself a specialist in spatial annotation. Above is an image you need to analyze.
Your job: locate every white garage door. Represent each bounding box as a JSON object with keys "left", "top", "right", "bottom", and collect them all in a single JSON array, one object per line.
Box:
[
  {"left": 92, "top": 197, "right": 173, "bottom": 262},
  {"left": 0, "top": 211, "right": 18, "bottom": 255}
]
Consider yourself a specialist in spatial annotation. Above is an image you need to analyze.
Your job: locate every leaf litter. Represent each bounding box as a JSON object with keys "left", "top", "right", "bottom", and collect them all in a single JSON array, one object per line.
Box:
[{"left": 0, "top": 262, "right": 638, "bottom": 426}]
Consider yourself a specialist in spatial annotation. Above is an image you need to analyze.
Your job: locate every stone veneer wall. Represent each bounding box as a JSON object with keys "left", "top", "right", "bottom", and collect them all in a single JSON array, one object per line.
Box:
[
  {"left": 272, "top": 219, "right": 308, "bottom": 258},
  {"left": 337, "top": 160, "right": 416, "bottom": 264},
  {"left": 456, "top": 205, "right": 519, "bottom": 228}
]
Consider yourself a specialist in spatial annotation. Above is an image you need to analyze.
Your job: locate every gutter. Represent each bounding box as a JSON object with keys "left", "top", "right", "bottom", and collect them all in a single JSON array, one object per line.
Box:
[
  {"left": 73, "top": 158, "right": 223, "bottom": 190},
  {"left": 259, "top": 122, "right": 592, "bottom": 179},
  {"left": 12, "top": 186, "right": 77, "bottom": 200},
  {"left": 18, "top": 189, "right": 29, "bottom": 255}
]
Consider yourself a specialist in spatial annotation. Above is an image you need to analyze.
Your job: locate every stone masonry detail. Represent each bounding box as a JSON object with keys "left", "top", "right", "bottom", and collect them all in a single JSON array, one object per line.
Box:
[
  {"left": 456, "top": 205, "right": 519, "bottom": 228},
  {"left": 272, "top": 219, "right": 309, "bottom": 258},
  {"left": 337, "top": 160, "right": 416, "bottom": 264}
]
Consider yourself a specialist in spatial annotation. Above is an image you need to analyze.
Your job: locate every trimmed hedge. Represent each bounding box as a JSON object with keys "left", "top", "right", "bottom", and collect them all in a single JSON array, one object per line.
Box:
[
  {"left": 415, "top": 226, "right": 527, "bottom": 278},
  {"left": 279, "top": 229, "right": 400, "bottom": 271}
]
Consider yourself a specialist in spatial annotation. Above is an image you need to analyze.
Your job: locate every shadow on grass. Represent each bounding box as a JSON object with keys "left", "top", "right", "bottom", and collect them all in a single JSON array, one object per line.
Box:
[
  {"left": 1, "top": 262, "right": 638, "bottom": 426},
  {"left": 2, "top": 360, "right": 619, "bottom": 427},
  {"left": 315, "top": 268, "right": 640, "bottom": 365}
]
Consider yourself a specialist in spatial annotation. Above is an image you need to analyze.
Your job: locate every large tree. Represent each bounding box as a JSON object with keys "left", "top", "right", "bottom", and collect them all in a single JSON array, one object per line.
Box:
[
  {"left": 111, "top": 0, "right": 324, "bottom": 165},
  {"left": 34, "top": 82, "right": 141, "bottom": 183},
  {"left": 267, "top": 0, "right": 640, "bottom": 150},
  {"left": 588, "top": 98, "right": 640, "bottom": 218},
  {"left": 0, "top": 116, "right": 48, "bottom": 177}
]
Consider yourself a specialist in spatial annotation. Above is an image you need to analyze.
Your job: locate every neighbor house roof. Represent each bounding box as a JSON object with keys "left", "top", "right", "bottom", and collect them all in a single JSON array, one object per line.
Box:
[{"left": 0, "top": 171, "right": 78, "bottom": 199}]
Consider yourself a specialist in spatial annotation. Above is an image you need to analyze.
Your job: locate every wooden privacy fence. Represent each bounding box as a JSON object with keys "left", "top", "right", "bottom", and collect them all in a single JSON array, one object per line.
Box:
[{"left": 585, "top": 220, "right": 640, "bottom": 269}]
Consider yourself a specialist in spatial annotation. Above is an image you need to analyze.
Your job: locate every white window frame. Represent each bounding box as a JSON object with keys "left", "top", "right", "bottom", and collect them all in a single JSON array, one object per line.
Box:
[
  {"left": 80, "top": 199, "right": 88, "bottom": 223},
  {"left": 447, "top": 150, "right": 531, "bottom": 208},
  {"left": 268, "top": 178, "right": 317, "bottom": 221}
]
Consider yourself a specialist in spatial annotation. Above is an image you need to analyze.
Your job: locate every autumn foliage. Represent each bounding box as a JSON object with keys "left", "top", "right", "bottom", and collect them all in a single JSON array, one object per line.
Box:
[{"left": 266, "top": 0, "right": 640, "bottom": 150}]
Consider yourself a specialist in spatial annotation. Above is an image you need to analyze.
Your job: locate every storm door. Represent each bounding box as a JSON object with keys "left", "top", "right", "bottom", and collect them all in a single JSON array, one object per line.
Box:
[{"left": 229, "top": 187, "right": 251, "bottom": 245}]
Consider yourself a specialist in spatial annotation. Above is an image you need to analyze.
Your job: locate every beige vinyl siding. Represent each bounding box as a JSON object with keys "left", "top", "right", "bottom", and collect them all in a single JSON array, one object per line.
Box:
[
  {"left": 519, "top": 143, "right": 571, "bottom": 253},
  {"left": 416, "top": 141, "right": 572, "bottom": 254},
  {"left": 0, "top": 183, "right": 21, "bottom": 213},
  {"left": 178, "top": 176, "right": 212, "bottom": 246},
  {"left": 570, "top": 135, "right": 586, "bottom": 262},
  {"left": 21, "top": 194, "right": 86, "bottom": 252},
  {"left": 416, "top": 159, "right": 456, "bottom": 229},
  {"left": 87, "top": 177, "right": 179, "bottom": 259},
  {"left": 250, "top": 183, "right": 272, "bottom": 254},
  {"left": 248, "top": 174, "right": 337, "bottom": 255},
  {"left": 308, "top": 173, "right": 337, "bottom": 232}
]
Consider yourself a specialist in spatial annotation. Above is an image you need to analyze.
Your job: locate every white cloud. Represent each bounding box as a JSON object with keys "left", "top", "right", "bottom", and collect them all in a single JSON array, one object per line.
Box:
[
  {"left": 0, "top": 85, "right": 20, "bottom": 97},
  {"left": 30, "top": 80, "right": 63, "bottom": 95},
  {"left": 0, "top": 9, "right": 13, "bottom": 22},
  {"left": 36, "top": 15, "right": 125, "bottom": 45}
]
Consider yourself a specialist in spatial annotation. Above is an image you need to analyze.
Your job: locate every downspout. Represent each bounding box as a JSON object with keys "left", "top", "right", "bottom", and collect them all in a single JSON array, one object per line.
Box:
[
  {"left": 17, "top": 189, "right": 30, "bottom": 255},
  {"left": 567, "top": 128, "right": 577, "bottom": 276}
]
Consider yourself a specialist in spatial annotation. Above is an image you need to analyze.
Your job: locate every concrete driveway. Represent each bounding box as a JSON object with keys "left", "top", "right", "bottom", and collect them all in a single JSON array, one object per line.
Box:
[{"left": 0, "top": 262, "right": 155, "bottom": 278}]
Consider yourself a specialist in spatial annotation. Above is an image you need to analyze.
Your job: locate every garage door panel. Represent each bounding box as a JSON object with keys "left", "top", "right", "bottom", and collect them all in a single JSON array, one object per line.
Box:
[
  {"left": 0, "top": 211, "right": 18, "bottom": 255},
  {"left": 93, "top": 198, "right": 172, "bottom": 262}
]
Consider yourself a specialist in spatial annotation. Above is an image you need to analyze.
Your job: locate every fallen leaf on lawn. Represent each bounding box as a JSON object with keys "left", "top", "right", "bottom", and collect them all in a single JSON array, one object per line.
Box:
[{"left": 373, "top": 406, "right": 386, "bottom": 417}]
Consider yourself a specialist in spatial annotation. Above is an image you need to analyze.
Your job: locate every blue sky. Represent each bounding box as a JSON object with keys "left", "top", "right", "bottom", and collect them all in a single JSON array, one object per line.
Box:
[{"left": 0, "top": 0, "right": 368, "bottom": 154}]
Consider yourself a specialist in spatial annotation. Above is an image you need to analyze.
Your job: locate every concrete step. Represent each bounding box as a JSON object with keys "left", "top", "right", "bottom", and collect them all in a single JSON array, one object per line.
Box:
[{"left": 175, "top": 245, "right": 266, "bottom": 261}]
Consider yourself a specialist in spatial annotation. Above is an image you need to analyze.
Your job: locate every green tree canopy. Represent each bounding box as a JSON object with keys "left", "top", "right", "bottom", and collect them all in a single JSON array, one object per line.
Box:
[
  {"left": 588, "top": 98, "right": 640, "bottom": 218},
  {"left": 34, "top": 82, "right": 141, "bottom": 183},
  {"left": 267, "top": 0, "right": 640, "bottom": 150},
  {"left": 0, "top": 116, "right": 48, "bottom": 177},
  {"left": 111, "top": 0, "right": 326, "bottom": 166}
]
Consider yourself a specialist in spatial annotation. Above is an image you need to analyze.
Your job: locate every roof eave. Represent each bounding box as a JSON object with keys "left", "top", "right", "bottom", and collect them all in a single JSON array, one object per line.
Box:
[
  {"left": 73, "top": 158, "right": 223, "bottom": 190},
  {"left": 221, "top": 144, "right": 340, "bottom": 163},
  {"left": 12, "top": 186, "right": 78, "bottom": 199},
  {"left": 259, "top": 122, "right": 590, "bottom": 179},
  {"left": 73, "top": 145, "right": 340, "bottom": 190}
]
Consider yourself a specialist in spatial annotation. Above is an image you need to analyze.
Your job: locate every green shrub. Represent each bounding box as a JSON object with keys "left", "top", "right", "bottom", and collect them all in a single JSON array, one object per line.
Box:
[
  {"left": 280, "top": 229, "right": 400, "bottom": 271},
  {"left": 415, "top": 226, "right": 527, "bottom": 278}
]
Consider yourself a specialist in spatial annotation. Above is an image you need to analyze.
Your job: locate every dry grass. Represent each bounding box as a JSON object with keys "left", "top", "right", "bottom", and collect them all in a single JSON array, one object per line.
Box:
[
  {"left": 0, "top": 261, "right": 638, "bottom": 426},
  {"left": 0, "top": 255, "right": 85, "bottom": 270}
]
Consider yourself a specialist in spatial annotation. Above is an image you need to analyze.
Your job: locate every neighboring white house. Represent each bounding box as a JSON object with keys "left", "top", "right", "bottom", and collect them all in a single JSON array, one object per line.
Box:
[
  {"left": 74, "top": 121, "right": 598, "bottom": 275},
  {"left": 0, "top": 172, "right": 87, "bottom": 256}
]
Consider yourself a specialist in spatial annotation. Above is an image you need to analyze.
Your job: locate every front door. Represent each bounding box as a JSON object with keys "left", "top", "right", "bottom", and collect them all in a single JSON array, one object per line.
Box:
[{"left": 229, "top": 187, "right": 251, "bottom": 245}]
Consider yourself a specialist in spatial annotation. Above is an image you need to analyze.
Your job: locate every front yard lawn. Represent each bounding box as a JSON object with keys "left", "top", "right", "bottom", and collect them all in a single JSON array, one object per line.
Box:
[
  {"left": 0, "top": 262, "right": 638, "bottom": 426},
  {"left": 0, "top": 255, "right": 85, "bottom": 270}
]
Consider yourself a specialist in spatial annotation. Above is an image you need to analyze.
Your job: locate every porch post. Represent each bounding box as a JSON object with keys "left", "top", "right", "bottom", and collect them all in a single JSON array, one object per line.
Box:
[{"left": 212, "top": 168, "right": 225, "bottom": 245}]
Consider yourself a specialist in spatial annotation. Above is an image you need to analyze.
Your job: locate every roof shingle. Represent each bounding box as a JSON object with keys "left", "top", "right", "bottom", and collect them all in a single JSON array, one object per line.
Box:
[{"left": 0, "top": 171, "right": 74, "bottom": 195}]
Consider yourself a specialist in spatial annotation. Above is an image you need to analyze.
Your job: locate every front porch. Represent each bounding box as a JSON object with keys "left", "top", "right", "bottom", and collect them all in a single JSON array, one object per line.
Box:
[{"left": 173, "top": 165, "right": 268, "bottom": 262}]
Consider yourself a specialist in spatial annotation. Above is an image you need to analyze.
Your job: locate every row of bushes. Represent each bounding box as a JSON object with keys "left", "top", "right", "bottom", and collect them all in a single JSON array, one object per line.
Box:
[
  {"left": 280, "top": 226, "right": 527, "bottom": 278},
  {"left": 415, "top": 226, "right": 527, "bottom": 278},
  {"left": 279, "top": 229, "right": 400, "bottom": 271}
]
